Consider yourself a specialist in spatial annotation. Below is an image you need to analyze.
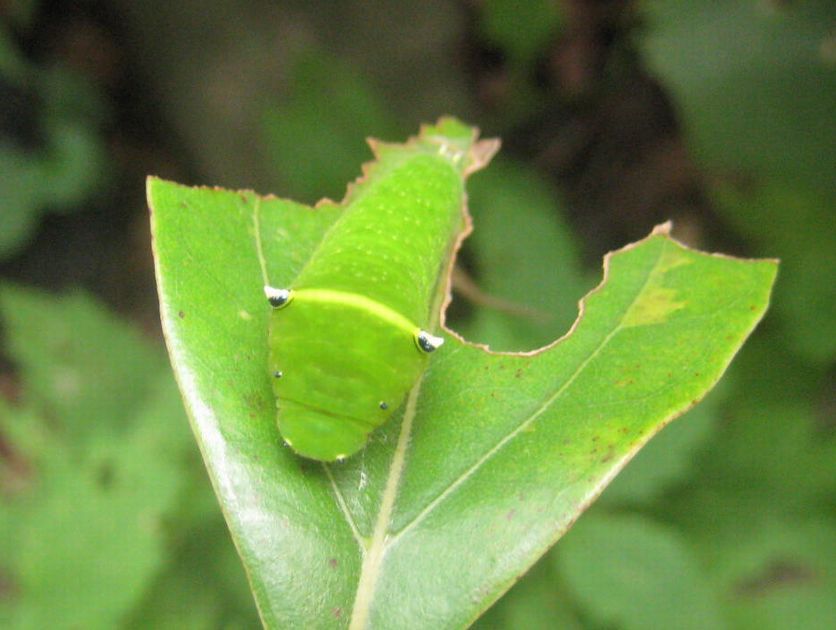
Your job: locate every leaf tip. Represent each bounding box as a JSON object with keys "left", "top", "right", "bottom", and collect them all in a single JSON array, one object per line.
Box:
[
  {"left": 651, "top": 221, "right": 673, "bottom": 236},
  {"left": 466, "top": 138, "right": 501, "bottom": 177}
]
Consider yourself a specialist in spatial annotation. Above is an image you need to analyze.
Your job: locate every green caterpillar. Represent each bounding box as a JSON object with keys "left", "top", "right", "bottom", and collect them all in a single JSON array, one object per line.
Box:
[{"left": 265, "top": 119, "right": 496, "bottom": 461}]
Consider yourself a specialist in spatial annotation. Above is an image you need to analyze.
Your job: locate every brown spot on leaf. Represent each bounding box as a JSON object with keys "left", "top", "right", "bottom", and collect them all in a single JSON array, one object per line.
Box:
[
  {"left": 0, "top": 374, "right": 21, "bottom": 404},
  {"left": 328, "top": 558, "right": 338, "bottom": 569},
  {"left": 735, "top": 560, "right": 819, "bottom": 598},
  {"left": 333, "top": 607, "right": 343, "bottom": 619},
  {"left": 0, "top": 431, "right": 32, "bottom": 490},
  {"left": 0, "top": 569, "right": 19, "bottom": 599},
  {"left": 178, "top": 310, "right": 185, "bottom": 319}
]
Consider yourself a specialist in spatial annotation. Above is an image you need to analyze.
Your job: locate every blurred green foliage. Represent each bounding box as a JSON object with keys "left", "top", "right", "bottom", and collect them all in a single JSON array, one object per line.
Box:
[
  {"left": 478, "top": 0, "right": 562, "bottom": 68},
  {"left": 556, "top": 513, "right": 725, "bottom": 629},
  {"left": 263, "top": 50, "right": 401, "bottom": 205},
  {"left": 1, "top": 0, "right": 833, "bottom": 627},
  {"left": 0, "top": 287, "right": 258, "bottom": 628},
  {"left": 642, "top": 0, "right": 834, "bottom": 195},
  {"left": 463, "top": 157, "right": 588, "bottom": 352},
  {"left": 0, "top": 25, "right": 109, "bottom": 259},
  {"left": 475, "top": 0, "right": 562, "bottom": 128}
]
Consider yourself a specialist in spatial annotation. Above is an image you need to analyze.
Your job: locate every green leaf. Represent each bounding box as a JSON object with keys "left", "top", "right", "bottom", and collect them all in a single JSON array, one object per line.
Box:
[
  {"left": 148, "top": 120, "right": 776, "bottom": 628},
  {"left": 125, "top": 495, "right": 260, "bottom": 629},
  {"left": 0, "top": 286, "right": 164, "bottom": 444},
  {"left": 555, "top": 513, "right": 724, "bottom": 630},
  {"left": 0, "top": 40, "right": 109, "bottom": 259},
  {"left": 0, "top": 121, "right": 107, "bottom": 260},
  {"left": 712, "top": 180, "right": 836, "bottom": 363},
  {"left": 642, "top": 0, "right": 836, "bottom": 194},
  {"left": 263, "top": 49, "right": 400, "bottom": 204},
  {"left": 598, "top": 386, "right": 721, "bottom": 507},
  {"left": 0, "top": 287, "right": 191, "bottom": 629},
  {"left": 478, "top": 0, "right": 563, "bottom": 66},
  {"left": 701, "top": 517, "right": 836, "bottom": 630},
  {"left": 0, "top": 384, "right": 183, "bottom": 629},
  {"left": 672, "top": 335, "right": 836, "bottom": 520},
  {"left": 0, "top": 150, "right": 42, "bottom": 257},
  {"left": 473, "top": 557, "right": 582, "bottom": 630}
]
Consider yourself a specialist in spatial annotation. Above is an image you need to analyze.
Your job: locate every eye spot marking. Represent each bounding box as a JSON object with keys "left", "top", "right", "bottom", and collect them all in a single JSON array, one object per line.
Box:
[
  {"left": 265, "top": 286, "right": 293, "bottom": 308},
  {"left": 416, "top": 330, "right": 444, "bottom": 353}
]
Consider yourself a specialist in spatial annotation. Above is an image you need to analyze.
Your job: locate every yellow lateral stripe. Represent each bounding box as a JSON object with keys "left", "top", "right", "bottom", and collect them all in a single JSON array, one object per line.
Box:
[{"left": 292, "top": 288, "right": 420, "bottom": 336}]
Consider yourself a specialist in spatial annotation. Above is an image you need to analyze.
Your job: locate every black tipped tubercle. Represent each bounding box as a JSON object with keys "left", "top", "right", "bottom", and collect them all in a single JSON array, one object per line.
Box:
[
  {"left": 416, "top": 330, "right": 444, "bottom": 353},
  {"left": 264, "top": 286, "right": 292, "bottom": 309}
]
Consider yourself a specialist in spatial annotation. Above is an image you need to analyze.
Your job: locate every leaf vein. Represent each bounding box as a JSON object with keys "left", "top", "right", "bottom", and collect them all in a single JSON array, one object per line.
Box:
[{"left": 323, "top": 462, "right": 367, "bottom": 549}]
